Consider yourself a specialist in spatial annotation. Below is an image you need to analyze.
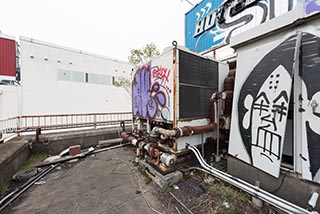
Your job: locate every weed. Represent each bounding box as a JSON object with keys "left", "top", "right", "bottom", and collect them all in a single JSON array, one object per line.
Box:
[
  {"left": 219, "top": 185, "right": 251, "bottom": 207},
  {"left": 208, "top": 182, "right": 219, "bottom": 192},
  {"left": 0, "top": 184, "right": 7, "bottom": 195},
  {"left": 132, "top": 161, "right": 139, "bottom": 167},
  {"left": 161, "top": 185, "right": 173, "bottom": 193},
  {"left": 134, "top": 163, "right": 152, "bottom": 185},
  {"left": 144, "top": 176, "right": 152, "bottom": 185},
  {"left": 17, "top": 153, "right": 47, "bottom": 173}
]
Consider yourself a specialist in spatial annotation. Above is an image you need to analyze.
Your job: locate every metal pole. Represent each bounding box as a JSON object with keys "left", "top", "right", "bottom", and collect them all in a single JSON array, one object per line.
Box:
[{"left": 216, "top": 99, "right": 220, "bottom": 162}]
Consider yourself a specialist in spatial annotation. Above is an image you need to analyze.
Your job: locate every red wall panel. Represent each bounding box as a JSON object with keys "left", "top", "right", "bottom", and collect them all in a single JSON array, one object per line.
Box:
[{"left": 0, "top": 37, "right": 16, "bottom": 77}]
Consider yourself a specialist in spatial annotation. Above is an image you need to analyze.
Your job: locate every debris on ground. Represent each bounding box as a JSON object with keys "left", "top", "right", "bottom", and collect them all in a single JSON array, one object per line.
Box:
[
  {"left": 34, "top": 181, "right": 46, "bottom": 185},
  {"left": 68, "top": 145, "right": 81, "bottom": 156}
]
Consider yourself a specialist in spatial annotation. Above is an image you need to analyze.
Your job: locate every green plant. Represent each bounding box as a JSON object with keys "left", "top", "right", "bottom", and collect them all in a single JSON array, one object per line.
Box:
[
  {"left": 161, "top": 185, "right": 173, "bottom": 193},
  {"left": 132, "top": 161, "right": 139, "bottom": 167},
  {"left": 17, "top": 153, "right": 47, "bottom": 173},
  {"left": 0, "top": 184, "right": 7, "bottom": 195},
  {"left": 144, "top": 176, "right": 152, "bottom": 185},
  {"left": 128, "top": 43, "right": 160, "bottom": 67},
  {"left": 134, "top": 164, "right": 152, "bottom": 185},
  {"left": 208, "top": 182, "right": 219, "bottom": 192}
]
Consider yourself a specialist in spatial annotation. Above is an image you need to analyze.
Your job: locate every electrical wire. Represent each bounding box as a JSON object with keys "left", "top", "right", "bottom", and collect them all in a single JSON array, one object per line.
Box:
[
  {"left": 182, "top": 0, "right": 195, "bottom": 6},
  {"left": 112, "top": 155, "right": 162, "bottom": 214},
  {"left": 169, "top": 192, "right": 194, "bottom": 214},
  {"left": 270, "top": 169, "right": 291, "bottom": 194}
]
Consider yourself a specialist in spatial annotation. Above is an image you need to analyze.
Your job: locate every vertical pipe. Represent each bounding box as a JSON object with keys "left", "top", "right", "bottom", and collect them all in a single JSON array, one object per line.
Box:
[
  {"left": 201, "top": 133, "right": 204, "bottom": 158},
  {"left": 173, "top": 47, "right": 177, "bottom": 128},
  {"left": 293, "top": 32, "right": 302, "bottom": 173},
  {"left": 16, "top": 116, "right": 20, "bottom": 136},
  {"left": 216, "top": 99, "right": 220, "bottom": 162},
  {"left": 173, "top": 46, "right": 178, "bottom": 153}
]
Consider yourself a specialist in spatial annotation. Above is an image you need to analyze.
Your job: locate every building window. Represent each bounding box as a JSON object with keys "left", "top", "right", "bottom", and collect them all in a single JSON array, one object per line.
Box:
[{"left": 85, "top": 73, "right": 89, "bottom": 83}]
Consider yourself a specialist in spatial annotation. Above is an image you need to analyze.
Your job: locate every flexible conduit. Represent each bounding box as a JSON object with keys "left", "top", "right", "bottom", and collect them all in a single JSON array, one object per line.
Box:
[{"left": 187, "top": 145, "right": 311, "bottom": 214}]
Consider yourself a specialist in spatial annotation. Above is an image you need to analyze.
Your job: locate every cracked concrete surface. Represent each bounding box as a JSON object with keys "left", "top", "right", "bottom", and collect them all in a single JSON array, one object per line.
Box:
[{"left": 3, "top": 146, "right": 164, "bottom": 214}]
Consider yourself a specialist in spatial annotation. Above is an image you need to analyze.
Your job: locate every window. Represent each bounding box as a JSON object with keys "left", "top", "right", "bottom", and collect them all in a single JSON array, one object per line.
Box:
[{"left": 85, "top": 73, "right": 89, "bottom": 83}]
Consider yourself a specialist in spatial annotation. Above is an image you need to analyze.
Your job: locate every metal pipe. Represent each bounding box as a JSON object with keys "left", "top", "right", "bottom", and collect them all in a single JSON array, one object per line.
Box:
[
  {"left": 91, "top": 142, "right": 131, "bottom": 155},
  {"left": 152, "top": 123, "right": 216, "bottom": 139},
  {"left": 216, "top": 99, "right": 220, "bottom": 162},
  {"left": 187, "top": 145, "right": 311, "bottom": 214},
  {"left": 173, "top": 46, "right": 177, "bottom": 129},
  {"left": 0, "top": 164, "right": 59, "bottom": 212},
  {"left": 190, "top": 145, "right": 299, "bottom": 207}
]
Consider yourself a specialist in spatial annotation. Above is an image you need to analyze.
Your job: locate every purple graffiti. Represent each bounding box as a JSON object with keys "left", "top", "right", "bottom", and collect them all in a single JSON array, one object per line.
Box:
[
  {"left": 132, "top": 64, "right": 169, "bottom": 119},
  {"left": 306, "top": 0, "right": 320, "bottom": 15},
  {"left": 132, "top": 64, "right": 151, "bottom": 119},
  {"left": 155, "top": 92, "right": 166, "bottom": 107}
]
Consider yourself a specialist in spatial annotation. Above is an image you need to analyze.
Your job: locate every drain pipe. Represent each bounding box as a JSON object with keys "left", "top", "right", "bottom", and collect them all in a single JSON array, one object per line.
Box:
[
  {"left": 211, "top": 92, "right": 221, "bottom": 162},
  {"left": 216, "top": 98, "right": 220, "bottom": 162},
  {"left": 187, "top": 145, "right": 311, "bottom": 214}
]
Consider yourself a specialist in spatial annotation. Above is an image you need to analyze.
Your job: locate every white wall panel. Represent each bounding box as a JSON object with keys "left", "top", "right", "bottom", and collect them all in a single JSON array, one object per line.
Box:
[{"left": 20, "top": 37, "right": 132, "bottom": 115}]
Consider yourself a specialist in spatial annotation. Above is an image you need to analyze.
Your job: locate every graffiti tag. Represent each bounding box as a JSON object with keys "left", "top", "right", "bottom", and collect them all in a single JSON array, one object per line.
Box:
[{"left": 152, "top": 66, "right": 171, "bottom": 85}]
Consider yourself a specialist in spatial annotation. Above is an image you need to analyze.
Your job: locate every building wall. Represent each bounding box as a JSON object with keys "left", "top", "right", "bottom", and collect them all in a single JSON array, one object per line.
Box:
[
  {"left": 19, "top": 37, "right": 132, "bottom": 115},
  {"left": 0, "top": 85, "right": 20, "bottom": 119}
]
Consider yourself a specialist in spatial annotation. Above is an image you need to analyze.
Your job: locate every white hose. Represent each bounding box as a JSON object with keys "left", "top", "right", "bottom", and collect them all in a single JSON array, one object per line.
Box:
[{"left": 188, "top": 145, "right": 311, "bottom": 214}]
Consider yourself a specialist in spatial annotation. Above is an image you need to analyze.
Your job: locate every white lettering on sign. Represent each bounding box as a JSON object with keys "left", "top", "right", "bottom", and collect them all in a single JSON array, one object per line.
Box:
[
  {"left": 194, "top": 10, "right": 217, "bottom": 37},
  {"left": 193, "top": 0, "right": 295, "bottom": 39}
]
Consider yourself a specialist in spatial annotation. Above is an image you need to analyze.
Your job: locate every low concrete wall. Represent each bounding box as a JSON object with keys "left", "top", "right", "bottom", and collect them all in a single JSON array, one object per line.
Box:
[
  {"left": 0, "top": 138, "right": 30, "bottom": 190},
  {"left": 31, "top": 126, "right": 130, "bottom": 155},
  {"left": 227, "top": 156, "right": 320, "bottom": 211}
]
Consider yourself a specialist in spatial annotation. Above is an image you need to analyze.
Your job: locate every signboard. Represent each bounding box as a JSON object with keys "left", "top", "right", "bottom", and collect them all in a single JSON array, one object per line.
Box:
[
  {"left": 0, "top": 36, "right": 16, "bottom": 78},
  {"left": 185, "top": 0, "right": 308, "bottom": 53}
]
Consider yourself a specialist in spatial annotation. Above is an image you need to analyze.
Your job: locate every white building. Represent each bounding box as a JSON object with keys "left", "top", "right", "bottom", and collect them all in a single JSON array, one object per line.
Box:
[{"left": 15, "top": 36, "right": 133, "bottom": 117}]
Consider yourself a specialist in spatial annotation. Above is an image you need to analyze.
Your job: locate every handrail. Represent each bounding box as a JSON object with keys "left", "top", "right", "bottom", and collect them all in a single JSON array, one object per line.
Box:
[{"left": 0, "top": 112, "right": 133, "bottom": 141}]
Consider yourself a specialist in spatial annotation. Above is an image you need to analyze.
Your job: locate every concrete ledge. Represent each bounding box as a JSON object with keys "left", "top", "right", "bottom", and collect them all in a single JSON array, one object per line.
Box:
[
  {"left": 0, "top": 137, "right": 30, "bottom": 189},
  {"left": 32, "top": 126, "right": 130, "bottom": 155},
  {"left": 138, "top": 159, "right": 183, "bottom": 189},
  {"left": 227, "top": 156, "right": 320, "bottom": 211}
]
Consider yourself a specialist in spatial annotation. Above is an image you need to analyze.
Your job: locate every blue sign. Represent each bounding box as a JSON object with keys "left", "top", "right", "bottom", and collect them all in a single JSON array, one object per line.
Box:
[
  {"left": 185, "top": 0, "right": 305, "bottom": 53},
  {"left": 185, "top": 0, "right": 224, "bottom": 53}
]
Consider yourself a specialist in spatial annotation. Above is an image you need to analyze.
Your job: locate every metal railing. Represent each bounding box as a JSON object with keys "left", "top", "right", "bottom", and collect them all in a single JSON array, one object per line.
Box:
[
  {"left": 0, "top": 116, "right": 20, "bottom": 141},
  {"left": 0, "top": 112, "right": 132, "bottom": 141}
]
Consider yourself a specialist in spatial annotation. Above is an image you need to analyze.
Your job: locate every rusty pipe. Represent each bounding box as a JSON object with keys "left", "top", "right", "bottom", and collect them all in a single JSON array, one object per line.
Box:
[
  {"left": 121, "top": 132, "right": 143, "bottom": 147},
  {"left": 179, "top": 123, "right": 217, "bottom": 136},
  {"left": 152, "top": 123, "right": 217, "bottom": 139},
  {"left": 121, "top": 132, "right": 135, "bottom": 142}
]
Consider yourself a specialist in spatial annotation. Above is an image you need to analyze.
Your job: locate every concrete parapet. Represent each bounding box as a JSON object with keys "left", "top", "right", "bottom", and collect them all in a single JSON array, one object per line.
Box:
[
  {"left": 32, "top": 126, "right": 130, "bottom": 155},
  {"left": 0, "top": 137, "right": 30, "bottom": 190}
]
